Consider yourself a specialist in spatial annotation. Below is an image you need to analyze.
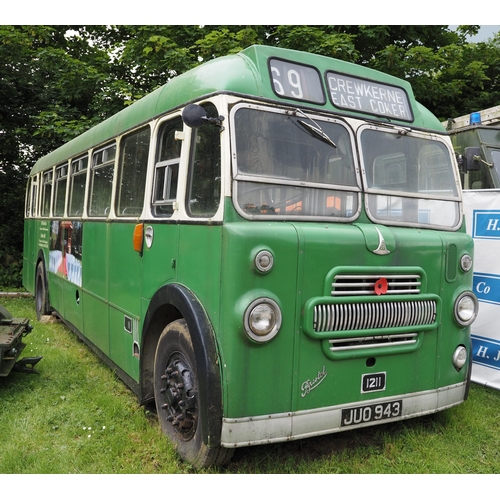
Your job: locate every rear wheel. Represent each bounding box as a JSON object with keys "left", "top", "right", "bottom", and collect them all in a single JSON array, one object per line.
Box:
[
  {"left": 154, "top": 319, "right": 233, "bottom": 468},
  {"left": 35, "top": 261, "right": 50, "bottom": 321}
]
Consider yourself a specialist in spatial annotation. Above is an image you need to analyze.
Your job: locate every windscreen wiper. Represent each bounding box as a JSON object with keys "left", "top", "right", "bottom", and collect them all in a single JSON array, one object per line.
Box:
[{"left": 294, "top": 108, "right": 337, "bottom": 148}]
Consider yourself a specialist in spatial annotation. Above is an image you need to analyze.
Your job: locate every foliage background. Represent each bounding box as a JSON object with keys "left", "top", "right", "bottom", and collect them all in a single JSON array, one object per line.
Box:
[{"left": 1, "top": 25, "right": 500, "bottom": 287}]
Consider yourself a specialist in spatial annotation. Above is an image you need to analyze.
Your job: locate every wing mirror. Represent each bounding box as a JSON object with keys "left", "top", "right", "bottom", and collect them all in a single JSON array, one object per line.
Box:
[
  {"left": 182, "top": 104, "right": 225, "bottom": 130},
  {"left": 464, "top": 147, "right": 481, "bottom": 171}
]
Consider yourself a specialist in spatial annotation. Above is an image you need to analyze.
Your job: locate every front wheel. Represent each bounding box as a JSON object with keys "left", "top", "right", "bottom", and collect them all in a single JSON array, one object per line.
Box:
[{"left": 154, "top": 319, "right": 233, "bottom": 468}]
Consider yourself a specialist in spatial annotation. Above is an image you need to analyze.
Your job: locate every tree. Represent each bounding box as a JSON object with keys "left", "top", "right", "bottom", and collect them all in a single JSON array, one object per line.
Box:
[{"left": 0, "top": 26, "right": 120, "bottom": 287}]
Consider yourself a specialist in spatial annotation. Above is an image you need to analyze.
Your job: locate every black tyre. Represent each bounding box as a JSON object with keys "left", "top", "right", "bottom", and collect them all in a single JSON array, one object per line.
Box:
[
  {"left": 35, "top": 261, "right": 50, "bottom": 321},
  {"left": 154, "top": 319, "right": 233, "bottom": 468}
]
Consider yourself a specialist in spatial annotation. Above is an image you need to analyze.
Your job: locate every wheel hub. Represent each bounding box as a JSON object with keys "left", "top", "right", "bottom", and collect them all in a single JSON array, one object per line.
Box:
[{"left": 160, "top": 354, "right": 197, "bottom": 440}]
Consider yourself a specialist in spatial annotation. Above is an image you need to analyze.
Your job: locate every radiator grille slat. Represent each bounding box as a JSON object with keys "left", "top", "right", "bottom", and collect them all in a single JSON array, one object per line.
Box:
[
  {"left": 313, "top": 300, "right": 436, "bottom": 333},
  {"left": 329, "top": 333, "right": 418, "bottom": 351}
]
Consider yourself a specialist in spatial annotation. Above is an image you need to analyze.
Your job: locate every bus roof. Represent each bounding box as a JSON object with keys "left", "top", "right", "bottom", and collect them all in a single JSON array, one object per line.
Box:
[{"left": 30, "top": 44, "right": 444, "bottom": 176}]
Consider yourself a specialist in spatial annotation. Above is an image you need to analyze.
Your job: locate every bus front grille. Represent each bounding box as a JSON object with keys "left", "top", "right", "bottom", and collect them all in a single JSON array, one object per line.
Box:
[
  {"left": 313, "top": 300, "right": 437, "bottom": 333},
  {"left": 331, "top": 274, "right": 421, "bottom": 296}
]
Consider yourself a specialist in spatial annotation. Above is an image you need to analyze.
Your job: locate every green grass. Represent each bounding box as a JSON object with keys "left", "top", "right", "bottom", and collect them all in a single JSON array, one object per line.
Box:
[{"left": 1, "top": 295, "right": 500, "bottom": 474}]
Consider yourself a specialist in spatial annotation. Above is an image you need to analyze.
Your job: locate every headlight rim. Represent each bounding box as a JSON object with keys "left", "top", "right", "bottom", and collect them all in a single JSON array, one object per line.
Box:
[
  {"left": 454, "top": 291, "right": 478, "bottom": 326},
  {"left": 244, "top": 297, "right": 282, "bottom": 343}
]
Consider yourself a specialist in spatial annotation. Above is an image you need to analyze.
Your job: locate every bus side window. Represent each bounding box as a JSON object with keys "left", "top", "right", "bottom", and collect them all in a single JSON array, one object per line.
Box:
[
  {"left": 152, "top": 117, "right": 183, "bottom": 217},
  {"left": 41, "top": 171, "right": 52, "bottom": 217},
  {"left": 54, "top": 163, "right": 68, "bottom": 217},
  {"left": 69, "top": 155, "right": 88, "bottom": 217},
  {"left": 26, "top": 174, "right": 39, "bottom": 218},
  {"left": 116, "top": 126, "right": 150, "bottom": 216},
  {"left": 89, "top": 143, "right": 116, "bottom": 217},
  {"left": 186, "top": 103, "right": 221, "bottom": 218}
]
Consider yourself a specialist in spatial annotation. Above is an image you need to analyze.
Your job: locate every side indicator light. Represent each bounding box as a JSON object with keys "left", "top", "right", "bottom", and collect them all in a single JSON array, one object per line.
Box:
[{"left": 133, "top": 223, "right": 144, "bottom": 254}]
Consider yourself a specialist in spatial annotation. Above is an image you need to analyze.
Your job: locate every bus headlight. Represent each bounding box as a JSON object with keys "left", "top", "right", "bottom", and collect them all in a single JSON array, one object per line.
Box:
[
  {"left": 452, "top": 345, "right": 468, "bottom": 371},
  {"left": 454, "top": 292, "right": 478, "bottom": 326},
  {"left": 244, "top": 298, "right": 282, "bottom": 342}
]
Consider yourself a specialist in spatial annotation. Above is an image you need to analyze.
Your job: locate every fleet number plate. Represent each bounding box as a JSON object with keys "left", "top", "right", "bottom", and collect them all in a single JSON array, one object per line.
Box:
[
  {"left": 361, "top": 372, "right": 386, "bottom": 393},
  {"left": 341, "top": 400, "right": 403, "bottom": 427}
]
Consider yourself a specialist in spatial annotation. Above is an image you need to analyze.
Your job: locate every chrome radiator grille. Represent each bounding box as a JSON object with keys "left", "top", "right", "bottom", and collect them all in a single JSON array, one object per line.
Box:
[
  {"left": 331, "top": 274, "right": 421, "bottom": 296},
  {"left": 313, "top": 299, "right": 437, "bottom": 333}
]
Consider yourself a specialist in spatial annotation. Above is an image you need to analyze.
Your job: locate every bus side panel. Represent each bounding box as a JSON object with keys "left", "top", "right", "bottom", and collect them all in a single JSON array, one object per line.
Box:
[
  {"left": 108, "top": 222, "right": 143, "bottom": 381},
  {"left": 109, "top": 306, "right": 139, "bottom": 380},
  {"left": 175, "top": 224, "right": 223, "bottom": 338},
  {"left": 140, "top": 223, "right": 179, "bottom": 301},
  {"left": 83, "top": 293, "right": 109, "bottom": 354},
  {"left": 82, "top": 221, "right": 110, "bottom": 355},
  {"left": 63, "top": 280, "right": 83, "bottom": 333}
]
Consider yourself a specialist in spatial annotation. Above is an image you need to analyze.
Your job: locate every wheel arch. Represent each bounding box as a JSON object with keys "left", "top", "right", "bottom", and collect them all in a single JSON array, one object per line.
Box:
[
  {"left": 35, "top": 249, "right": 47, "bottom": 288},
  {"left": 140, "top": 283, "right": 223, "bottom": 447},
  {"left": 35, "top": 250, "right": 52, "bottom": 318}
]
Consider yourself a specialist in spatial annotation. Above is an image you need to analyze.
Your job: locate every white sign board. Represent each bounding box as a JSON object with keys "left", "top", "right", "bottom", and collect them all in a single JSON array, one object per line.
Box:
[{"left": 463, "top": 190, "right": 500, "bottom": 389}]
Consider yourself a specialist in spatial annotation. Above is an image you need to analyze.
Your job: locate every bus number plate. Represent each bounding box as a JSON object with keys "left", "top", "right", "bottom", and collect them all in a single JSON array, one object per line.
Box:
[
  {"left": 361, "top": 372, "right": 386, "bottom": 393},
  {"left": 341, "top": 400, "right": 402, "bottom": 427}
]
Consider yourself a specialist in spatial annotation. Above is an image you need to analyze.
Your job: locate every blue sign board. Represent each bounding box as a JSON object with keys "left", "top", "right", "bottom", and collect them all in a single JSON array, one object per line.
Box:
[
  {"left": 472, "top": 334, "right": 500, "bottom": 371},
  {"left": 473, "top": 210, "right": 500, "bottom": 239},
  {"left": 473, "top": 273, "right": 500, "bottom": 305}
]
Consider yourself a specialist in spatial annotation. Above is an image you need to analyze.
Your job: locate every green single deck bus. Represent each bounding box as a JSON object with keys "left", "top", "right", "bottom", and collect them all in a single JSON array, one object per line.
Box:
[{"left": 23, "top": 45, "right": 478, "bottom": 468}]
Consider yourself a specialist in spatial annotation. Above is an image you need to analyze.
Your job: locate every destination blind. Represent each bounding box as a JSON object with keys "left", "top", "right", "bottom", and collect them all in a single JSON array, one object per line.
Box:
[
  {"left": 326, "top": 72, "right": 413, "bottom": 121},
  {"left": 267, "top": 58, "right": 414, "bottom": 121}
]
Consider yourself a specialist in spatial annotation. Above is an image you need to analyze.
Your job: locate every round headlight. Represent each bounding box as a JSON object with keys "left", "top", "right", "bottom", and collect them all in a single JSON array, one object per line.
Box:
[
  {"left": 452, "top": 345, "right": 468, "bottom": 371},
  {"left": 454, "top": 292, "right": 478, "bottom": 326},
  {"left": 460, "top": 254, "right": 473, "bottom": 273},
  {"left": 244, "top": 298, "right": 282, "bottom": 342}
]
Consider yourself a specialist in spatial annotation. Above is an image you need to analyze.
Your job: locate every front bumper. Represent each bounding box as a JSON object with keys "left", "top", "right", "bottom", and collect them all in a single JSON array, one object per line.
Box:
[{"left": 221, "top": 382, "right": 466, "bottom": 447}]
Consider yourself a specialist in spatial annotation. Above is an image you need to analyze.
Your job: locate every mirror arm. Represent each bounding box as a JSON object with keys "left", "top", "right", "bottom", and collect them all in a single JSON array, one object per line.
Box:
[
  {"left": 203, "top": 115, "right": 225, "bottom": 131},
  {"left": 473, "top": 155, "right": 494, "bottom": 168}
]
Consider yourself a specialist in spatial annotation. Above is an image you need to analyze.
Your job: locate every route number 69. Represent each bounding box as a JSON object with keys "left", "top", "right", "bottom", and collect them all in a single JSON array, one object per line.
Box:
[{"left": 271, "top": 65, "right": 304, "bottom": 99}]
